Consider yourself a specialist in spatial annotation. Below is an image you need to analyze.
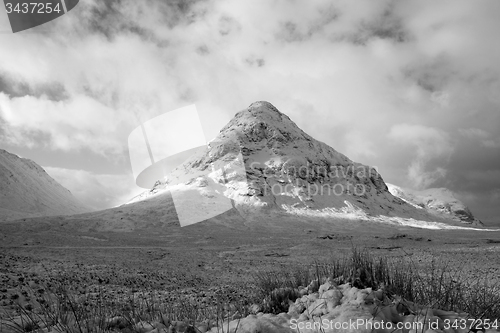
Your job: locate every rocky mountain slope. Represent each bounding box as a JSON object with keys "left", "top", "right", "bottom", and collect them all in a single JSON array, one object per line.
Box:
[
  {"left": 387, "top": 184, "right": 482, "bottom": 225},
  {"left": 0, "top": 149, "right": 90, "bottom": 221},
  {"left": 128, "top": 101, "right": 483, "bottom": 229}
]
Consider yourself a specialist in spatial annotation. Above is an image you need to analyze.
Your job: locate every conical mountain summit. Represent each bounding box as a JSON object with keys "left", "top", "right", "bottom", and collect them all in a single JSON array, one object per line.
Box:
[{"left": 130, "top": 101, "right": 482, "bottom": 228}]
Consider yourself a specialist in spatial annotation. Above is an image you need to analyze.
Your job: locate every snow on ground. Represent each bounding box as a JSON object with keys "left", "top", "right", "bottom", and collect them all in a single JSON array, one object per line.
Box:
[
  {"left": 282, "top": 201, "right": 499, "bottom": 231},
  {"left": 387, "top": 184, "right": 483, "bottom": 225},
  {"left": 126, "top": 181, "right": 498, "bottom": 231},
  {"left": 6, "top": 277, "right": 496, "bottom": 333},
  {"left": 209, "top": 280, "right": 499, "bottom": 333}
]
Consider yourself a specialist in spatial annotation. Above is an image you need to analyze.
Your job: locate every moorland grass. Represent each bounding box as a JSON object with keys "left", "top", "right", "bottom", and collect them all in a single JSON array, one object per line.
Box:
[
  {"left": 2, "top": 247, "right": 499, "bottom": 332},
  {"left": 254, "top": 247, "right": 500, "bottom": 320}
]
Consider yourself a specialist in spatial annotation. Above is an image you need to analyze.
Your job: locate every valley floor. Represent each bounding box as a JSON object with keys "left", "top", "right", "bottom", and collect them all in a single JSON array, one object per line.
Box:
[
  {"left": 1, "top": 217, "right": 499, "bottom": 332},
  {"left": 1, "top": 221, "right": 499, "bottom": 297}
]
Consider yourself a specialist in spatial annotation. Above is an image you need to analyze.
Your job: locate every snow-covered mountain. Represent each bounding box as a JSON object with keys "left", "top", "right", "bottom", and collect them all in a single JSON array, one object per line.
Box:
[
  {"left": 0, "top": 149, "right": 90, "bottom": 221},
  {"left": 128, "top": 101, "right": 483, "bottom": 229},
  {"left": 387, "top": 184, "right": 482, "bottom": 225}
]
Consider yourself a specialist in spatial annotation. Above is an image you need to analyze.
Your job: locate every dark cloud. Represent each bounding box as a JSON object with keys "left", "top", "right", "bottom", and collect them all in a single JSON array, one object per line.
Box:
[
  {"left": 0, "top": 74, "right": 28, "bottom": 97},
  {"left": 81, "top": 84, "right": 119, "bottom": 109},
  {"left": 402, "top": 56, "right": 457, "bottom": 93},
  {"left": 0, "top": 74, "right": 69, "bottom": 101},
  {"left": 196, "top": 45, "right": 210, "bottom": 55},
  {"left": 322, "top": 1, "right": 409, "bottom": 45},
  {"left": 277, "top": 21, "right": 303, "bottom": 42},
  {"left": 448, "top": 140, "right": 500, "bottom": 192},
  {"left": 245, "top": 57, "right": 265, "bottom": 67},
  {"left": 65, "top": 0, "right": 204, "bottom": 46},
  {"left": 58, "top": 0, "right": 138, "bottom": 40},
  {"left": 218, "top": 15, "right": 240, "bottom": 36},
  {"left": 160, "top": 0, "right": 208, "bottom": 25},
  {"left": 276, "top": 6, "right": 339, "bottom": 43},
  {"left": 358, "top": 5, "right": 408, "bottom": 43}
]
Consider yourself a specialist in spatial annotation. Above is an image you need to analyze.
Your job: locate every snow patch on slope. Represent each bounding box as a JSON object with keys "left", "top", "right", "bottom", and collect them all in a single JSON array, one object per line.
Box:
[
  {"left": 282, "top": 201, "right": 495, "bottom": 231},
  {"left": 387, "top": 183, "right": 483, "bottom": 226}
]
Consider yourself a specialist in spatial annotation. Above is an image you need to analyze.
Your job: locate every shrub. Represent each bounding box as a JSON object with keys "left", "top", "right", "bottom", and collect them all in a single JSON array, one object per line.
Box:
[{"left": 253, "top": 247, "right": 500, "bottom": 319}]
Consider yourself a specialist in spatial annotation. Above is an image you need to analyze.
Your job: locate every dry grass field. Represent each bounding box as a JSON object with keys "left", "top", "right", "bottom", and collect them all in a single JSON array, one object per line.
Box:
[{"left": 1, "top": 206, "right": 499, "bottom": 332}]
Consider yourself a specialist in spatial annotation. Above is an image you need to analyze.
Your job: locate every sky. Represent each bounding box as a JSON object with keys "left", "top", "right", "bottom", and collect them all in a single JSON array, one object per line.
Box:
[{"left": 0, "top": 0, "right": 499, "bottom": 225}]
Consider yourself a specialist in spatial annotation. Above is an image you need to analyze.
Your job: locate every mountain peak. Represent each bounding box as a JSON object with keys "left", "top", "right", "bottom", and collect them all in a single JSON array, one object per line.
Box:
[
  {"left": 244, "top": 101, "right": 294, "bottom": 123},
  {"left": 248, "top": 100, "right": 282, "bottom": 113},
  {"left": 130, "top": 102, "right": 484, "bottom": 229},
  {"left": 216, "top": 101, "right": 315, "bottom": 157},
  {"left": 138, "top": 103, "right": 401, "bottom": 221},
  {"left": 220, "top": 101, "right": 301, "bottom": 133}
]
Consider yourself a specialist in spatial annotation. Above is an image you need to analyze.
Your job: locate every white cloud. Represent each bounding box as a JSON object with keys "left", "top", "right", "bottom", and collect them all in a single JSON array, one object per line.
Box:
[
  {"left": 44, "top": 167, "right": 142, "bottom": 210},
  {"left": 458, "top": 128, "right": 500, "bottom": 148},
  {"left": 388, "top": 124, "right": 453, "bottom": 189},
  {"left": 430, "top": 91, "right": 450, "bottom": 108},
  {"left": 482, "top": 139, "right": 500, "bottom": 148},
  {"left": 0, "top": 92, "right": 129, "bottom": 155},
  {"left": 459, "top": 127, "right": 490, "bottom": 139},
  {"left": 389, "top": 124, "right": 453, "bottom": 156},
  {"left": 343, "top": 131, "right": 376, "bottom": 161}
]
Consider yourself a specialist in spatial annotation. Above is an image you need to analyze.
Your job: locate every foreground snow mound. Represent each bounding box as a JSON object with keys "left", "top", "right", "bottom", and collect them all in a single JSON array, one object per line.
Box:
[{"left": 211, "top": 280, "right": 498, "bottom": 333}]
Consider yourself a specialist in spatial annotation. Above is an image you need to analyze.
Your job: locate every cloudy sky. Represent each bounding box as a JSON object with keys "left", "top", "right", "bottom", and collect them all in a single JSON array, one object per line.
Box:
[{"left": 0, "top": 0, "right": 499, "bottom": 225}]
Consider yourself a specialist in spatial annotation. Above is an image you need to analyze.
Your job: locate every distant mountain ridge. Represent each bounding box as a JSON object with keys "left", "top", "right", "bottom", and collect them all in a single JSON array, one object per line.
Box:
[
  {"left": 387, "top": 184, "right": 482, "bottom": 225},
  {"left": 0, "top": 149, "right": 90, "bottom": 221},
  {"left": 128, "top": 101, "right": 483, "bottom": 228}
]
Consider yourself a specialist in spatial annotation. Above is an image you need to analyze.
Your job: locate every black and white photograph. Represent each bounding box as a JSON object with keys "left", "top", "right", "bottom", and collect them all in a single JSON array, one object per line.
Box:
[{"left": 0, "top": 1, "right": 499, "bottom": 332}]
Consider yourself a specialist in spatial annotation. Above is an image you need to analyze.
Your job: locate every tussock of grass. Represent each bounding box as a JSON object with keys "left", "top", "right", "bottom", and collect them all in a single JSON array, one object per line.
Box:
[
  {"left": 1, "top": 280, "right": 247, "bottom": 333},
  {"left": 254, "top": 248, "right": 500, "bottom": 320},
  {"left": 2, "top": 247, "right": 499, "bottom": 332}
]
